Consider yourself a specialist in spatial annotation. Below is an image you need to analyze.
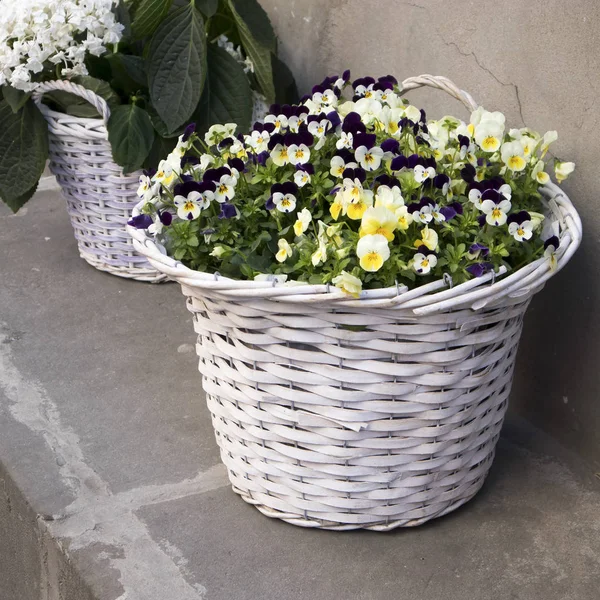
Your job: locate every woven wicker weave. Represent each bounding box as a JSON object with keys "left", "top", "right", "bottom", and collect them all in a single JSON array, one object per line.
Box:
[
  {"left": 32, "top": 80, "right": 168, "bottom": 282},
  {"left": 128, "top": 75, "right": 582, "bottom": 530}
]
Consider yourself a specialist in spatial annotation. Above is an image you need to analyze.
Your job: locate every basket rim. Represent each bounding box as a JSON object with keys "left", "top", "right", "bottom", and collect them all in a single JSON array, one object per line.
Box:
[{"left": 127, "top": 181, "right": 581, "bottom": 313}]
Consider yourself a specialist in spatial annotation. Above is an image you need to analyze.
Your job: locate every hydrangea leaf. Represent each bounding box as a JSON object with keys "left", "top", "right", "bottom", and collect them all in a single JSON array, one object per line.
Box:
[
  {"left": 271, "top": 54, "right": 299, "bottom": 105},
  {"left": 131, "top": 0, "right": 173, "bottom": 40},
  {"left": 195, "top": 0, "right": 218, "bottom": 17},
  {"left": 107, "top": 104, "right": 155, "bottom": 174},
  {"left": 0, "top": 100, "right": 48, "bottom": 212},
  {"left": 226, "top": 0, "right": 275, "bottom": 103},
  {"left": 229, "top": 0, "right": 276, "bottom": 52},
  {"left": 147, "top": 4, "right": 206, "bottom": 133},
  {"left": 195, "top": 44, "right": 253, "bottom": 135},
  {"left": 2, "top": 86, "right": 31, "bottom": 114}
]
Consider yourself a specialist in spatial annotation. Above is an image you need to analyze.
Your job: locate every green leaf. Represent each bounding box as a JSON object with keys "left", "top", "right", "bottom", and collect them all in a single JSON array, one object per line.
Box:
[
  {"left": 147, "top": 4, "right": 206, "bottom": 133},
  {"left": 114, "top": 0, "right": 133, "bottom": 38},
  {"left": 107, "top": 104, "right": 155, "bottom": 173},
  {"left": 66, "top": 103, "right": 106, "bottom": 118},
  {"left": 0, "top": 100, "right": 48, "bottom": 212},
  {"left": 107, "top": 54, "right": 148, "bottom": 95},
  {"left": 132, "top": 0, "right": 173, "bottom": 40},
  {"left": 143, "top": 134, "right": 177, "bottom": 170},
  {"left": 72, "top": 76, "right": 121, "bottom": 110},
  {"left": 271, "top": 53, "right": 298, "bottom": 105},
  {"left": 195, "top": 44, "right": 253, "bottom": 135},
  {"left": 146, "top": 104, "right": 185, "bottom": 138},
  {"left": 2, "top": 86, "right": 31, "bottom": 113},
  {"left": 227, "top": 0, "right": 274, "bottom": 102},
  {"left": 195, "top": 0, "right": 218, "bottom": 17},
  {"left": 0, "top": 180, "right": 39, "bottom": 213},
  {"left": 229, "top": 0, "right": 276, "bottom": 51}
]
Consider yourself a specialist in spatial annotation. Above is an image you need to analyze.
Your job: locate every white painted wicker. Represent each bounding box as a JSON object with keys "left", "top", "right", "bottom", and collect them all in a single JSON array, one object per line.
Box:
[
  {"left": 32, "top": 80, "right": 168, "bottom": 282},
  {"left": 128, "top": 75, "right": 582, "bottom": 530}
]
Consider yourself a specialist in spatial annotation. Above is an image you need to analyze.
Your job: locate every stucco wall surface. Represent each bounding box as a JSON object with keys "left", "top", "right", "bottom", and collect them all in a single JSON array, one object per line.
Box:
[{"left": 260, "top": 0, "right": 600, "bottom": 470}]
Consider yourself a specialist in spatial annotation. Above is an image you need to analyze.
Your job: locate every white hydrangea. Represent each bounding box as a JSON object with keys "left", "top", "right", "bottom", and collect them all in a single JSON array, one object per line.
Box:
[
  {"left": 216, "top": 34, "right": 254, "bottom": 74},
  {"left": 0, "top": 0, "right": 124, "bottom": 91}
]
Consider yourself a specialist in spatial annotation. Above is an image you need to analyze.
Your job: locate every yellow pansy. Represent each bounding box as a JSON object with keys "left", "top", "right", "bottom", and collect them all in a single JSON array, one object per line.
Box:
[
  {"left": 359, "top": 206, "right": 397, "bottom": 242},
  {"left": 413, "top": 226, "right": 438, "bottom": 251},
  {"left": 356, "top": 234, "right": 390, "bottom": 272},
  {"left": 332, "top": 271, "right": 363, "bottom": 297}
]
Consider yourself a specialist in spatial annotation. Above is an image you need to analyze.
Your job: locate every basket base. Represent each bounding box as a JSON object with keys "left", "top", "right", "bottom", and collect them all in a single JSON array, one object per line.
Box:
[
  {"left": 232, "top": 480, "right": 487, "bottom": 531},
  {"left": 78, "top": 250, "right": 170, "bottom": 283}
]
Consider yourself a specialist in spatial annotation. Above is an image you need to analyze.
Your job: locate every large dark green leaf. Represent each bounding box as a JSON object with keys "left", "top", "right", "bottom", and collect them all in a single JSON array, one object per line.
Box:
[
  {"left": 147, "top": 4, "right": 206, "bottom": 133},
  {"left": 227, "top": 0, "right": 274, "bottom": 103},
  {"left": 0, "top": 100, "right": 48, "bottom": 212},
  {"left": 271, "top": 53, "right": 298, "bottom": 105},
  {"left": 132, "top": 0, "right": 173, "bottom": 40},
  {"left": 73, "top": 76, "right": 121, "bottom": 109},
  {"left": 107, "top": 54, "right": 148, "bottom": 95},
  {"left": 146, "top": 104, "right": 185, "bottom": 138},
  {"left": 196, "top": 44, "right": 253, "bottom": 134},
  {"left": 195, "top": 0, "right": 218, "bottom": 17},
  {"left": 2, "top": 86, "right": 31, "bottom": 114},
  {"left": 230, "top": 0, "right": 276, "bottom": 51},
  {"left": 107, "top": 104, "right": 155, "bottom": 173}
]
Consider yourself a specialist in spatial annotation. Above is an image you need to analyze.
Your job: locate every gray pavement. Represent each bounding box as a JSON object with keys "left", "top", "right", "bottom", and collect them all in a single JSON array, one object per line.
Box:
[{"left": 1, "top": 189, "right": 599, "bottom": 600}]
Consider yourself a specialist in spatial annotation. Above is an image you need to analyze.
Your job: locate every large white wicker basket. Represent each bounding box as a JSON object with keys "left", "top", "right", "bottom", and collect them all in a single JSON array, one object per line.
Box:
[
  {"left": 32, "top": 80, "right": 168, "bottom": 282},
  {"left": 128, "top": 75, "right": 581, "bottom": 530}
]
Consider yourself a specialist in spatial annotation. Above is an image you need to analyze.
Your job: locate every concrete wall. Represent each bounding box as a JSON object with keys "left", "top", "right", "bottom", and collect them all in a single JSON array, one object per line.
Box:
[{"left": 260, "top": 0, "right": 600, "bottom": 470}]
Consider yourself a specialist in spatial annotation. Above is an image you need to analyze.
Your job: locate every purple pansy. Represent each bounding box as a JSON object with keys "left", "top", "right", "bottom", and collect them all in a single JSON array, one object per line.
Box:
[
  {"left": 219, "top": 203, "right": 237, "bottom": 219},
  {"left": 127, "top": 214, "right": 153, "bottom": 229},
  {"left": 469, "top": 243, "right": 489, "bottom": 258},
  {"left": 181, "top": 122, "right": 196, "bottom": 142},
  {"left": 544, "top": 236, "right": 559, "bottom": 251},
  {"left": 380, "top": 138, "right": 400, "bottom": 154},
  {"left": 466, "top": 262, "right": 494, "bottom": 277}
]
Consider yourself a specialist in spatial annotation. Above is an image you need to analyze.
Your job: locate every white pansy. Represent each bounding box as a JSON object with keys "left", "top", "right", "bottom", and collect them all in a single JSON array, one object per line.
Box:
[
  {"left": 355, "top": 145, "right": 384, "bottom": 171},
  {"left": 293, "top": 208, "right": 312, "bottom": 236},
  {"left": 270, "top": 144, "right": 290, "bottom": 166},
  {"left": 137, "top": 175, "right": 152, "bottom": 199},
  {"left": 412, "top": 252, "right": 437, "bottom": 275},
  {"left": 153, "top": 160, "right": 177, "bottom": 187},
  {"left": 275, "top": 238, "right": 293, "bottom": 263},
  {"left": 336, "top": 131, "right": 353, "bottom": 150},
  {"left": 481, "top": 198, "right": 512, "bottom": 226},
  {"left": 287, "top": 144, "right": 310, "bottom": 165},
  {"left": 294, "top": 169, "right": 311, "bottom": 188},
  {"left": 214, "top": 175, "right": 236, "bottom": 203},
  {"left": 312, "top": 89, "right": 338, "bottom": 111},
  {"left": 501, "top": 141, "right": 527, "bottom": 171},
  {"left": 354, "top": 97, "right": 383, "bottom": 125},
  {"left": 272, "top": 191, "right": 296, "bottom": 213},
  {"left": 403, "top": 105, "right": 421, "bottom": 123},
  {"left": 254, "top": 273, "right": 288, "bottom": 284},
  {"left": 508, "top": 220, "right": 533, "bottom": 242},
  {"left": 531, "top": 160, "right": 550, "bottom": 185},
  {"left": 264, "top": 113, "right": 288, "bottom": 133},
  {"left": 356, "top": 234, "right": 390, "bottom": 272},
  {"left": 330, "top": 155, "right": 357, "bottom": 178},
  {"left": 554, "top": 161, "right": 575, "bottom": 183},
  {"left": 307, "top": 119, "right": 330, "bottom": 149},
  {"left": 375, "top": 185, "right": 404, "bottom": 210},
  {"left": 414, "top": 165, "right": 436, "bottom": 183},
  {"left": 174, "top": 192, "right": 206, "bottom": 220},
  {"left": 245, "top": 130, "right": 270, "bottom": 153},
  {"left": 311, "top": 240, "right": 328, "bottom": 266},
  {"left": 541, "top": 130, "right": 558, "bottom": 156},
  {"left": 474, "top": 121, "right": 504, "bottom": 153},
  {"left": 332, "top": 271, "right": 362, "bottom": 297}
]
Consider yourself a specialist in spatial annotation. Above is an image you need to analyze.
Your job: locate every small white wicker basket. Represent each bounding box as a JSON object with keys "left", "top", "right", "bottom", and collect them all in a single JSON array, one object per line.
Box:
[
  {"left": 32, "top": 80, "right": 168, "bottom": 282},
  {"left": 128, "top": 75, "right": 582, "bottom": 530}
]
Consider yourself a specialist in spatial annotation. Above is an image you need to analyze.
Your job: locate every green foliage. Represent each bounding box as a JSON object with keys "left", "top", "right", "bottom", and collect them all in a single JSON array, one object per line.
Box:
[
  {"left": 107, "top": 104, "right": 155, "bottom": 173},
  {"left": 195, "top": 44, "right": 253, "bottom": 135},
  {"left": 0, "top": 100, "right": 48, "bottom": 213},
  {"left": 147, "top": 4, "right": 207, "bottom": 133},
  {"left": 0, "top": 0, "right": 297, "bottom": 210},
  {"left": 131, "top": 0, "right": 173, "bottom": 40}
]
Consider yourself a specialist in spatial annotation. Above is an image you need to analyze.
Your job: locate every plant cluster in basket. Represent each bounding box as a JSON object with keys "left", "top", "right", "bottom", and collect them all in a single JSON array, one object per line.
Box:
[
  {"left": 0, "top": 0, "right": 296, "bottom": 211},
  {"left": 130, "top": 71, "right": 575, "bottom": 294}
]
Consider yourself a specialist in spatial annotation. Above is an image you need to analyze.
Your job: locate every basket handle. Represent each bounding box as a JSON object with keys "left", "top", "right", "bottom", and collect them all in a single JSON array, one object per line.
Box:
[
  {"left": 31, "top": 80, "right": 111, "bottom": 123},
  {"left": 398, "top": 74, "right": 479, "bottom": 113}
]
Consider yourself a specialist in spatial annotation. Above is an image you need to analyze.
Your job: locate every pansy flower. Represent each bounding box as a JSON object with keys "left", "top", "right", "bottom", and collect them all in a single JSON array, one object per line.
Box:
[
  {"left": 294, "top": 163, "right": 313, "bottom": 187},
  {"left": 531, "top": 160, "right": 550, "bottom": 185},
  {"left": 307, "top": 117, "right": 331, "bottom": 149},
  {"left": 219, "top": 203, "right": 237, "bottom": 219},
  {"left": 268, "top": 182, "right": 298, "bottom": 213},
  {"left": 153, "top": 159, "right": 178, "bottom": 187},
  {"left": 408, "top": 198, "right": 435, "bottom": 224},
  {"left": 334, "top": 69, "right": 351, "bottom": 90},
  {"left": 356, "top": 233, "right": 390, "bottom": 272},
  {"left": 245, "top": 129, "right": 271, "bottom": 153},
  {"left": 332, "top": 270, "right": 362, "bottom": 297},
  {"left": 359, "top": 206, "right": 398, "bottom": 241},
  {"left": 294, "top": 208, "right": 312, "bottom": 236},
  {"left": 287, "top": 142, "right": 311, "bottom": 165},
  {"left": 148, "top": 210, "right": 173, "bottom": 235},
  {"left": 468, "top": 243, "right": 489, "bottom": 260},
  {"left": 137, "top": 174, "right": 152, "bottom": 198},
  {"left": 204, "top": 123, "right": 237, "bottom": 146},
  {"left": 127, "top": 214, "right": 153, "bottom": 229},
  {"left": 336, "top": 130, "right": 354, "bottom": 150},
  {"left": 481, "top": 195, "right": 512, "bottom": 226},
  {"left": 395, "top": 205, "right": 413, "bottom": 231},
  {"left": 412, "top": 251, "right": 438, "bottom": 275},
  {"left": 174, "top": 190, "right": 210, "bottom": 220},
  {"left": 270, "top": 143, "right": 290, "bottom": 166},
  {"left": 544, "top": 236, "right": 560, "bottom": 270},
  {"left": 355, "top": 143, "right": 384, "bottom": 171},
  {"left": 507, "top": 211, "right": 533, "bottom": 242},
  {"left": 275, "top": 238, "right": 293, "bottom": 263},
  {"left": 414, "top": 164, "right": 436, "bottom": 183},
  {"left": 433, "top": 173, "right": 451, "bottom": 196},
  {"left": 342, "top": 112, "right": 366, "bottom": 136},
  {"left": 214, "top": 174, "right": 236, "bottom": 203},
  {"left": 375, "top": 184, "right": 404, "bottom": 210},
  {"left": 413, "top": 226, "right": 438, "bottom": 252},
  {"left": 501, "top": 141, "right": 527, "bottom": 171},
  {"left": 554, "top": 160, "right": 575, "bottom": 183},
  {"left": 264, "top": 113, "right": 288, "bottom": 133},
  {"left": 330, "top": 153, "right": 357, "bottom": 178},
  {"left": 466, "top": 262, "right": 494, "bottom": 277}
]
